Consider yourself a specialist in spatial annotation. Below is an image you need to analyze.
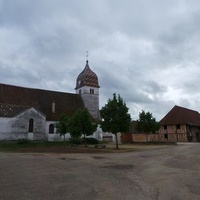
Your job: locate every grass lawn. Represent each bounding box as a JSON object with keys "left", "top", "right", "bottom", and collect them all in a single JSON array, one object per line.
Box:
[
  {"left": 0, "top": 140, "right": 172, "bottom": 154},
  {"left": 0, "top": 140, "right": 69, "bottom": 151}
]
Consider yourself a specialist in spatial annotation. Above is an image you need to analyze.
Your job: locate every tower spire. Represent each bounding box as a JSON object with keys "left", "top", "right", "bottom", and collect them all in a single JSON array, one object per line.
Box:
[
  {"left": 86, "top": 51, "right": 89, "bottom": 62},
  {"left": 75, "top": 56, "right": 100, "bottom": 120}
]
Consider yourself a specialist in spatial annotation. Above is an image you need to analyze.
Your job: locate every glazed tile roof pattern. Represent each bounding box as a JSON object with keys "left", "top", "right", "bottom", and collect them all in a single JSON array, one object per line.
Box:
[
  {"left": 160, "top": 105, "right": 200, "bottom": 126},
  {"left": 75, "top": 60, "right": 100, "bottom": 89},
  {"left": 0, "top": 83, "right": 85, "bottom": 120},
  {"left": 0, "top": 104, "right": 45, "bottom": 118},
  {"left": 0, "top": 103, "right": 30, "bottom": 117}
]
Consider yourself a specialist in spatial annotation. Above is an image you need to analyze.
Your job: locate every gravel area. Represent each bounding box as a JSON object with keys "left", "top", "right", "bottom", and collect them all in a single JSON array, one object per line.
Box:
[{"left": 0, "top": 143, "right": 199, "bottom": 200}]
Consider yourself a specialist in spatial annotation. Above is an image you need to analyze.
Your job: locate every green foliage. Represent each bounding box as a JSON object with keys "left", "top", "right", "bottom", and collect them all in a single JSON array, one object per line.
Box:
[
  {"left": 85, "top": 138, "right": 99, "bottom": 144},
  {"left": 16, "top": 139, "right": 29, "bottom": 145},
  {"left": 69, "top": 137, "right": 98, "bottom": 145},
  {"left": 136, "top": 110, "right": 160, "bottom": 133},
  {"left": 0, "top": 141, "right": 72, "bottom": 152},
  {"left": 55, "top": 114, "right": 70, "bottom": 140},
  {"left": 69, "top": 109, "right": 98, "bottom": 145},
  {"left": 69, "top": 138, "right": 83, "bottom": 145},
  {"left": 100, "top": 93, "right": 131, "bottom": 149}
]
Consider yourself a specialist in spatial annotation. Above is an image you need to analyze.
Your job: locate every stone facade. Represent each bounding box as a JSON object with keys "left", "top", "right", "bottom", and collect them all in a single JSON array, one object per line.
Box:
[
  {"left": 78, "top": 86, "right": 100, "bottom": 120},
  {"left": 0, "top": 108, "right": 46, "bottom": 140}
]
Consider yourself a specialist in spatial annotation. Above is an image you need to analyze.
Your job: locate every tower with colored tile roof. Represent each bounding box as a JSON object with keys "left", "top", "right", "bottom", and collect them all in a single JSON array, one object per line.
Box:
[{"left": 75, "top": 60, "right": 100, "bottom": 120}]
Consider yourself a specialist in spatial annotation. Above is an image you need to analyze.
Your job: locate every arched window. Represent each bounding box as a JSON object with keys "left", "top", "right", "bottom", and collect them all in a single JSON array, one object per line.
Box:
[
  {"left": 49, "top": 124, "right": 54, "bottom": 134},
  {"left": 28, "top": 118, "right": 34, "bottom": 132}
]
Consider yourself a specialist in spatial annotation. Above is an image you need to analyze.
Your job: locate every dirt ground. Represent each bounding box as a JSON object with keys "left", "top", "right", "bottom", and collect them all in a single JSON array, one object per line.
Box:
[{"left": 0, "top": 143, "right": 199, "bottom": 200}]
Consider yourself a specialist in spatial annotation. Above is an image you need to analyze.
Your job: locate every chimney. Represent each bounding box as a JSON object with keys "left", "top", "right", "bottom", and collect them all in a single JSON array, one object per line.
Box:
[{"left": 52, "top": 101, "right": 55, "bottom": 113}]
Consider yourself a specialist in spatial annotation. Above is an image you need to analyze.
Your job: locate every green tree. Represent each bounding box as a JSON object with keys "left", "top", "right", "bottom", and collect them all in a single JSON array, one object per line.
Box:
[
  {"left": 136, "top": 110, "right": 160, "bottom": 141},
  {"left": 100, "top": 93, "right": 131, "bottom": 149},
  {"left": 69, "top": 109, "right": 97, "bottom": 146},
  {"left": 55, "top": 114, "right": 70, "bottom": 141}
]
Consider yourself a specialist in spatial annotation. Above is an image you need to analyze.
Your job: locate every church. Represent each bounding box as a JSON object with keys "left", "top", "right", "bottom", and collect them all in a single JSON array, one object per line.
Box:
[{"left": 0, "top": 60, "right": 102, "bottom": 141}]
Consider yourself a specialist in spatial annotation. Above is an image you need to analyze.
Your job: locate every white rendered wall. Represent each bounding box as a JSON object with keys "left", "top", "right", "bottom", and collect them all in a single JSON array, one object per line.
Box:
[
  {"left": 76, "top": 86, "right": 99, "bottom": 95},
  {"left": 76, "top": 86, "right": 100, "bottom": 120},
  {"left": 0, "top": 108, "right": 46, "bottom": 141},
  {"left": 46, "top": 121, "right": 71, "bottom": 141},
  {"left": 46, "top": 121, "right": 103, "bottom": 141}
]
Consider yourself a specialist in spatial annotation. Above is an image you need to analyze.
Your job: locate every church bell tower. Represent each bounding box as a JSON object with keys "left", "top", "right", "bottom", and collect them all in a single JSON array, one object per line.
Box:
[{"left": 75, "top": 60, "right": 100, "bottom": 120}]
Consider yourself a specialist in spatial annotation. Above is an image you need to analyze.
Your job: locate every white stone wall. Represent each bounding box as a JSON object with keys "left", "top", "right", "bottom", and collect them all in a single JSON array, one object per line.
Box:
[
  {"left": 46, "top": 121, "right": 72, "bottom": 141},
  {"left": 76, "top": 86, "right": 99, "bottom": 95},
  {"left": 45, "top": 121, "right": 56, "bottom": 134},
  {"left": 76, "top": 86, "right": 99, "bottom": 119},
  {"left": 93, "top": 125, "right": 103, "bottom": 140},
  {"left": 46, "top": 122, "right": 104, "bottom": 141},
  {"left": 0, "top": 108, "right": 46, "bottom": 140},
  {"left": 0, "top": 117, "right": 14, "bottom": 140}
]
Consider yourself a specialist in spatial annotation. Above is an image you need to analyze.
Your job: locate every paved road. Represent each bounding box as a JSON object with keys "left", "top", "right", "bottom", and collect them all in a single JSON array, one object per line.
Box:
[{"left": 0, "top": 143, "right": 199, "bottom": 200}]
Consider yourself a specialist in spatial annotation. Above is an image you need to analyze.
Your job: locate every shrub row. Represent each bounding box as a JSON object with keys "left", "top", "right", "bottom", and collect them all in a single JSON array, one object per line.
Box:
[{"left": 70, "top": 137, "right": 99, "bottom": 144}]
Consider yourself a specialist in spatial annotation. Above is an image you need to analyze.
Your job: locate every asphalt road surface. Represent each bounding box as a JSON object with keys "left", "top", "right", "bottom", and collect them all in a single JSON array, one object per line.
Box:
[{"left": 0, "top": 143, "right": 199, "bottom": 200}]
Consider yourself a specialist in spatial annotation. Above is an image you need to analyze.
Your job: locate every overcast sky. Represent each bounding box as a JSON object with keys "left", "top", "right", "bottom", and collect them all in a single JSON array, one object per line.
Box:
[{"left": 1, "top": 0, "right": 200, "bottom": 120}]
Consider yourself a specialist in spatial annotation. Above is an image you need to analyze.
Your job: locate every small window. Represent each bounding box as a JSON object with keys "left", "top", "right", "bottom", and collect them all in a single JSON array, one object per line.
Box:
[
  {"left": 164, "top": 125, "right": 167, "bottom": 130},
  {"left": 164, "top": 133, "right": 168, "bottom": 139},
  {"left": 90, "top": 89, "right": 94, "bottom": 94},
  {"left": 49, "top": 124, "right": 54, "bottom": 134},
  {"left": 79, "top": 89, "right": 82, "bottom": 94},
  {"left": 28, "top": 118, "right": 34, "bottom": 132},
  {"left": 176, "top": 124, "right": 181, "bottom": 129}
]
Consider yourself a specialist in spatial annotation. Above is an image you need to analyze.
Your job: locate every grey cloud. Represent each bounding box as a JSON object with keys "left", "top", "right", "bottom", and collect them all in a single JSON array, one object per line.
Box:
[{"left": 1, "top": 0, "right": 200, "bottom": 119}]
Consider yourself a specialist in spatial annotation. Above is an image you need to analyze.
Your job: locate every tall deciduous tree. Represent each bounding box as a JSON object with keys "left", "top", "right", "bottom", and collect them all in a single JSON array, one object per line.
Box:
[
  {"left": 55, "top": 114, "right": 70, "bottom": 141},
  {"left": 136, "top": 110, "right": 160, "bottom": 136},
  {"left": 69, "top": 109, "right": 97, "bottom": 146},
  {"left": 100, "top": 93, "right": 131, "bottom": 149}
]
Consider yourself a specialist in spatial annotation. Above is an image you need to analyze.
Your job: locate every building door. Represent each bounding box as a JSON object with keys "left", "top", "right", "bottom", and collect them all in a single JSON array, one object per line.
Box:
[
  {"left": 196, "top": 132, "right": 200, "bottom": 142},
  {"left": 187, "top": 132, "right": 193, "bottom": 142}
]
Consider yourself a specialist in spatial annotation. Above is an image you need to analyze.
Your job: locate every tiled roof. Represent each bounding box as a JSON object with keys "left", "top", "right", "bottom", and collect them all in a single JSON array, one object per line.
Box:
[
  {"left": 0, "top": 103, "right": 30, "bottom": 117},
  {"left": 160, "top": 105, "right": 200, "bottom": 126},
  {"left": 0, "top": 83, "right": 85, "bottom": 120},
  {"left": 75, "top": 60, "right": 100, "bottom": 89}
]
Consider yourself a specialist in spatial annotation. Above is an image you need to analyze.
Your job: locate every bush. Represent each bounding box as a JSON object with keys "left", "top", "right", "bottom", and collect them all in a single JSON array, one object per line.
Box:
[
  {"left": 84, "top": 138, "right": 99, "bottom": 144},
  {"left": 16, "top": 139, "right": 29, "bottom": 145},
  {"left": 70, "top": 138, "right": 83, "bottom": 145}
]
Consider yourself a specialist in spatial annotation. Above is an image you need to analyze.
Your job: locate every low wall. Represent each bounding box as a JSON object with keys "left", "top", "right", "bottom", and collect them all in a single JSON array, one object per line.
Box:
[{"left": 132, "top": 134, "right": 159, "bottom": 142}]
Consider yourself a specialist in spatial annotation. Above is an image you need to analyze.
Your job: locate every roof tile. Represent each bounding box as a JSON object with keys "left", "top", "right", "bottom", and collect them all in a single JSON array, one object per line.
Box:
[
  {"left": 0, "top": 83, "right": 85, "bottom": 120},
  {"left": 160, "top": 105, "right": 200, "bottom": 126}
]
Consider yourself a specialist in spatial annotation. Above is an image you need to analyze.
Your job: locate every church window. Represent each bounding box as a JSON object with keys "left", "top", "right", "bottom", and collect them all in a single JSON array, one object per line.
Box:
[
  {"left": 49, "top": 124, "right": 54, "bottom": 134},
  {"left": 28, "top": 118, "right": 34, "bottom": 132},
  {"left": 90, "top": 89, "right": 94, "bottom": 94}
]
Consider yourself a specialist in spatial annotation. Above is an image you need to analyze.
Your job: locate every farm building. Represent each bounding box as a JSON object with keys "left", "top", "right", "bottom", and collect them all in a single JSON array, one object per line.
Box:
[
  {"left": 121, "top": 105, "right": 200, "bottom": 143},
  {"left": 159, "top": 105, "right": 200, "bottom": 142}
]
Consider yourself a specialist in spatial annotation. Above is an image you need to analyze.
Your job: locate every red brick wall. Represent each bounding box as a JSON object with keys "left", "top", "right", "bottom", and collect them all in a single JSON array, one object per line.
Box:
[
  {"left": 132, "top": 134, "right": 159, "bottom": 142},
  {"left": 121, "top": 133, "right": 133, "bottom": 142}
]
